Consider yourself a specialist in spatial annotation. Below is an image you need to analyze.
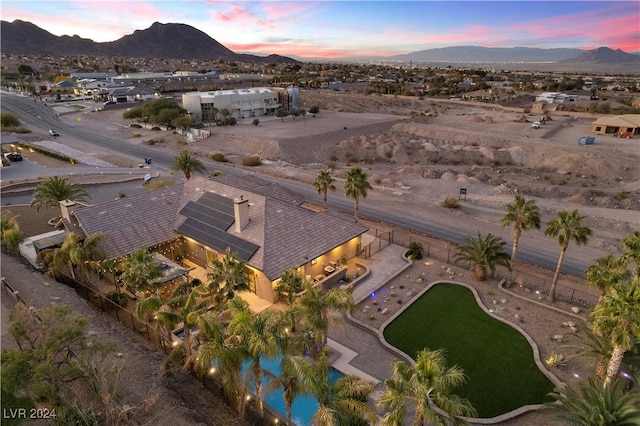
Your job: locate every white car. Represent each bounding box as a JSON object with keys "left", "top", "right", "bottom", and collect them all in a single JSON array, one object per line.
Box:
[
  {"left": 531, "top": 121, "right": 541, "bottom": 129},
  {"left": 49, "top": 129, "right": 60, "bottom": 136}
]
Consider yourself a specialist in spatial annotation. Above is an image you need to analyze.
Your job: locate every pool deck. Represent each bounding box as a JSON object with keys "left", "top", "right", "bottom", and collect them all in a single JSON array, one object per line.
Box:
[{"left": 328, "top": 244, "right": 410, "bottom": 384}]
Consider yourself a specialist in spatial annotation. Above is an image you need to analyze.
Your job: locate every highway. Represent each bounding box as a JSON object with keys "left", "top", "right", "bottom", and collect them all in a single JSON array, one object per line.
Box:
[{"left": 2, "top": 92, "right": 594, "bottom": 277}]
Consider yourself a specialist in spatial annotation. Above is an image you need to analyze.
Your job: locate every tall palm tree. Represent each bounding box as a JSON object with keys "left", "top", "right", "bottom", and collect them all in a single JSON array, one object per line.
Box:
[
  {"left": 0, "top": 211, "right": 24, "bottom": 252},
  {"left": 191, "top": 308, "right": 247, "bottom": 414},
  {"left": 585, "top": 255, "right": 630, "bottom": 302},
  {"left": 546, "top": 378, "right": 640, "bottom": 425},
  {"left": 264, "top": 354, "right": 305, "bottom": 426},
  {"left": 454, "top": 232, "right": 511, "bottom": 281},
  {"left": 228, "top": 299, "right": 281, "bottom": 416},
  {"left": 545, "top": 209, "right": 591, "bottom": 302},
  {"left": 119, "top": 249, "right": 162, "bottom": 294},
  {"left": 30, "top": 176, "right": 91, "bottom": 212},
  {"left": 590, "top": 278, "right": 640, "bottom": 387},
  {"left": 344, "top": 166, "right": 372, "bottom": 220},
  {"left": 501, "top": 194, "right": 540, "bottom": 281},
  {"left": 207, "top": 248, "right": 250, "bottom": 303},
  {"left": 170, "top": 150, "right": 205, "bottom": 180},
  {"left": 312, "top": 169, "right": 336, "bottom": 210},
  {"left": 378, "top": 348, "right": 476, "bottom": 426},
  {"left": 297, "top": 282, "right": 354, "bottom": 354},
  {"left": 290, "top": 349, "right": 377, "bottom": 426}
]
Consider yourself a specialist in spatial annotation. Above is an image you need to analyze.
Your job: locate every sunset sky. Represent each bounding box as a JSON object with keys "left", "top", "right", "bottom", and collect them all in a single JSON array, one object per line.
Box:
[{"left": 2, "top": 1, "right": 639, "bottom": 58}]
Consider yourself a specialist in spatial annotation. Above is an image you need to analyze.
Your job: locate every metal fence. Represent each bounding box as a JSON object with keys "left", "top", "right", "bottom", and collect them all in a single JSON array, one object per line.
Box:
[
  {"left": 369, "top": 226, "right": 599, "bottom": 307},
  {"left": 359, "top": 229, "right": 394, "bottom": 259}
]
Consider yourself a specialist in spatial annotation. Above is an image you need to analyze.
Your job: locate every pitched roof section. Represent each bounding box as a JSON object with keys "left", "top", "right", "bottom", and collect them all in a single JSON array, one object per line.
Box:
[
  {"left": 213, "top": 174, "right": 304, "bottom": 205},
  {"left": 592, "top": 114, "right": 640, "bottom": 128},
  {"left": 261, "top": 200, "right": 367, "bottom": 280},
  {"left": 73, "top": 185, "right": 182, "bottom": 259}
]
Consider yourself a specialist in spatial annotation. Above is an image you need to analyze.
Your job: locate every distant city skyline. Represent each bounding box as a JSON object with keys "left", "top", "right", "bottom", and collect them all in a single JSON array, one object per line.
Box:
[{"left": 2, "top": 1, "right": 639, "bottom": 58}]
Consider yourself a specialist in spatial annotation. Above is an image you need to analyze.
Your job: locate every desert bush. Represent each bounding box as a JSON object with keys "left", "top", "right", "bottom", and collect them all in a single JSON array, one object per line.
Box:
[
  {"left": 443, "top": 198, "right": 461, "bottom": 209},
  {"left": 405, "top": 241, "right": 424, "bottom": 260},
  {"left": 242, "top": 156, "right": 262, "bottom": 167},
  {"left": 150, "top": 126, "right": 161, "bottom": 131},
  {"left": 1, "top": 112, "right": 20, "bottom": 127},
  {"left": 252, "top": 118, "right": 260, "bottom": 126},
  {"left": 105, "top": 291, "right": 129, "bottom": 307},
  {"left": 145, "top": 140, "right": 156, "bottom": 146},
  {"left": 210, "top": 152, "right": 228, "bottom": 162},
  {"left": 209, "top": 170, "right": 224, "bottom": 178},
  {"left": 613, "top": 191, "right": 628, "bottom": 201},
  {"left": 130, "top": 123, "right": 142, "bottom": 128},
  {"left": 132, "top": 133, "right": 142, "bottom": 138}
]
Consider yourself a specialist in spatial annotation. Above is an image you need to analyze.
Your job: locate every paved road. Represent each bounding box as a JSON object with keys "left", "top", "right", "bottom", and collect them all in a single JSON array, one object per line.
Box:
[{"left": 1, "top": 92, "right": 601, "bottom": 277}]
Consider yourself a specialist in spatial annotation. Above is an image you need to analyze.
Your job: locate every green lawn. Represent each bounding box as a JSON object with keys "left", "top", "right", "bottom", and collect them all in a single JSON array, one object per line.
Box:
[{"left": 383, "top": 283, "right": 555, "bottom": 418}]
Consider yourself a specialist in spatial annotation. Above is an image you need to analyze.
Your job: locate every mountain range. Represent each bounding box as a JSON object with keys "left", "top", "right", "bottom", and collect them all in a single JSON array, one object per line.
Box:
[{"left": 2, "top": 19, "right": 639, "bottom": 73}]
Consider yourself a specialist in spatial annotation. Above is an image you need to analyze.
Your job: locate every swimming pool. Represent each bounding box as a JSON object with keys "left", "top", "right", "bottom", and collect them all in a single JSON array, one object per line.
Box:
[{"left": 247, "top": 355, "right": 344, "bottom": 426}]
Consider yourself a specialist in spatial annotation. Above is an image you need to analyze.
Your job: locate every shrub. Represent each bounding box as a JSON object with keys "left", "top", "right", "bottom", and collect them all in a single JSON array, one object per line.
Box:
[
  {"left": 210, "top": 152, "right": 228, "bottom": 162},
  {"left": 130, "top": 123, "right": 142, "bottom": 128},
  {"left": 132, "top": 133, "right": 142, "bottom": 138},
  {"left": 242, "top": 156, "right": 262, "bottom": 167},
  {"left": 613, "top": 191, "right": 628, "bottom": 201},
  {"left": 209, "top": 170, "right": 224, "bottom": 178},
  {"left": 545, "top": 353, "right": 566, "bottom": 368},
  {"left": 443, "top": 198, "right": 461, "bottom": 209},
  {"left": 405, "top": 241, "right": 424, "bottom": 260},
  {"left": 150, "top": 126, "right": 161, "bottom": 131},
  {"left": 1, "top": 112, "right": 20, "bottom": 127},
  {"left": 252, "top": 118, "right": 260, "bottom": 126}
]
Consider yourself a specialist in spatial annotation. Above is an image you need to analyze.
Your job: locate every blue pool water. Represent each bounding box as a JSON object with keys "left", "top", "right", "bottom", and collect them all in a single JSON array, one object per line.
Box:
[{"left": 245, "top": 355, "right": 344, "bottom": 426}]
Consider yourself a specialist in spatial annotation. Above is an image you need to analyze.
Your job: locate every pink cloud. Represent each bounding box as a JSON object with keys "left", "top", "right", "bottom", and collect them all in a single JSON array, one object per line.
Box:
[{"left": 211, "top": 5, "right": 275, "bottom": 30}]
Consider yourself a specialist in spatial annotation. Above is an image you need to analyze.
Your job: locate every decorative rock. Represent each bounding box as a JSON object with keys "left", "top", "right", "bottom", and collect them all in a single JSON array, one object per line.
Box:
[
  {"left": 446, "top": 267, "right": 453, "bottom": 275},
  {"left": 384, "top": 297, "right": 390, "bottom": 303},
  {"left": 552, "top": 334, "right": 564, "bottom": 342},
  {"left": 381, "top": 308, "right": 389, "bottom": 315},
  {"left": 459, "top": 273, "right": 463, "bottom": 277},
  {"left": 115, "top": 352, "right": 124, "bottom": 358},
  {"left": 514, "top": 313, "right": 521, "bottom": 321},
  {"left": 416, "top": 277, "right": 423, "bottom": 283},
  {"left": 363, "top": 305, "right": 370, "bottom": 311},
  {"left": 567, "top": 321, "right": 576, "bottom": 328},
  {"left": 407, "top": 290, "right": 415, "bottom": 297},
  {"left": 570, "top": 326, "right": 578, "bottom": 333},
  {"left": 500, "top": 298, "right": 507, "bottom": 304},
  {"left": 571, "top": 307, "right": 581, "bottom": 314},
  {"left": 492, "top": 300, "right": 498, "bottom": 305},
  {"left": 390, "top": 285, "right": 395, "bottom": 289}
]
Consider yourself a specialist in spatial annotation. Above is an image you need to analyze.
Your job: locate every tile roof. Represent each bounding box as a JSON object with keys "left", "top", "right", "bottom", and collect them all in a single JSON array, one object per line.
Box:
[
  {"left": 74, "top": 175, "right": 367, "bottom": 281},
  {"left": 73, "top": 185, "right": 183, "bottom": 259}
]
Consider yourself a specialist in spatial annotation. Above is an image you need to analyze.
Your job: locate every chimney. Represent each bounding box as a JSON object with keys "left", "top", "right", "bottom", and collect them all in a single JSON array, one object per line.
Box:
[
  {"left": 59, "top": 199, "right": 78, "bottom": 222},
  {"left": 233, "top": 196, "right": 249, "bottom": 232}
]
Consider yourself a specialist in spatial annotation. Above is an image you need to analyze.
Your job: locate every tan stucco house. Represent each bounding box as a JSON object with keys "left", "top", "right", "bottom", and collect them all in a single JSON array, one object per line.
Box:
[{"left": 63, "top": 175, "right": 367, "bottom": 304}]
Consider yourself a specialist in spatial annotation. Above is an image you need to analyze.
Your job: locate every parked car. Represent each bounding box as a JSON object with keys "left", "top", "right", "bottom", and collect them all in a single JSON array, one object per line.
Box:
[
  {"left": 49, "top": 129, "right": 60, "bottom": 137},
  {"left": 531, "top": 121, "right": 541, "bottom": 129},
  {"left": 6, "top": 152, "right": 23, "bottom": 161},
  {"left": 104, "top": 100, "right": 116, "bottom": 105}
]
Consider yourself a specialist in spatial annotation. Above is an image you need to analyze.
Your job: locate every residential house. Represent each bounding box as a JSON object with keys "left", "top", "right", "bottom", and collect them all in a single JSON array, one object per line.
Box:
[
  {"left": 590, "top": 114, "right": 640, "bottom": 136},
  {"left": 64, "top": 175, "right": 368, "bottom": 304}
]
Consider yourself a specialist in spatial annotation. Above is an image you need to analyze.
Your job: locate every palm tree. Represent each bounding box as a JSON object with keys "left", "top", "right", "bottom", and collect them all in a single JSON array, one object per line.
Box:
[
  {"left": 546, "top": 378, "right": 640, "bottom": 425},
  {"left": 207, "top": 248, "right": 250, "bottom": 303},
  {"left": 275, "top": 268, "right": 306, "bottom": 305},
  {"left": 501, "top": 194, "right": 541, "bottom": 281},
  {"left": 545, "top": 209, "right": 591, "bottom": 302},
  {"left": 264, "top": 355, "right": 305, "bottom": 426},
  {"left": 620, "top": 230, "right": 640, "bottom": 278},
  {"left": 344, "top": 166, "right": 372, "bottom": 220},
  {"left": 454, "top": 232, "right": 511, "bottom": 281},
  {"left": 585, "top": 255, "right": 630, "bottom": 302},
  {"left": 228, "top": 299, "right": 281, "bottom": 416},
  {"left": 297, "top": 282, "right": 354, "bottom": 354},
  {"left": 136, "top": 279, "right": 208, "bottom": 347},
  {"left": 119, "top": 249, "right": 162, "bottom": 294},
  {"left": 191, "top": 308, "right": 247, "bottom": 414},
  {"left": 378, "top": 348, "right": 476, "bottom": 426},
  {"left": 312, "top": 169, "right": 336, "bottom": 210},
  {"left": 30, "top": 176, "right": 90, "bottom": 212},
  {"left": 590, "top": 278, "right": 640, "bottom": 387},
  {"left": 68, "top": 232, "right": 106, "bottom": 282},
  {"left": 0, "top": 211, "right": 24, "bottom": 252},
  {"left": 170, "top": 150, "right": 205, "bottom": 180},
  {"left": 290, "top": 349, "right": 377, "bottom": 426}
]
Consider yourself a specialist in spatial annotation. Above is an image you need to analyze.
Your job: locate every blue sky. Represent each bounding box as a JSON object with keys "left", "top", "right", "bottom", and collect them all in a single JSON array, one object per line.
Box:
[{"left": 2, "top": 1, "right": 638, "bottom": 58}]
